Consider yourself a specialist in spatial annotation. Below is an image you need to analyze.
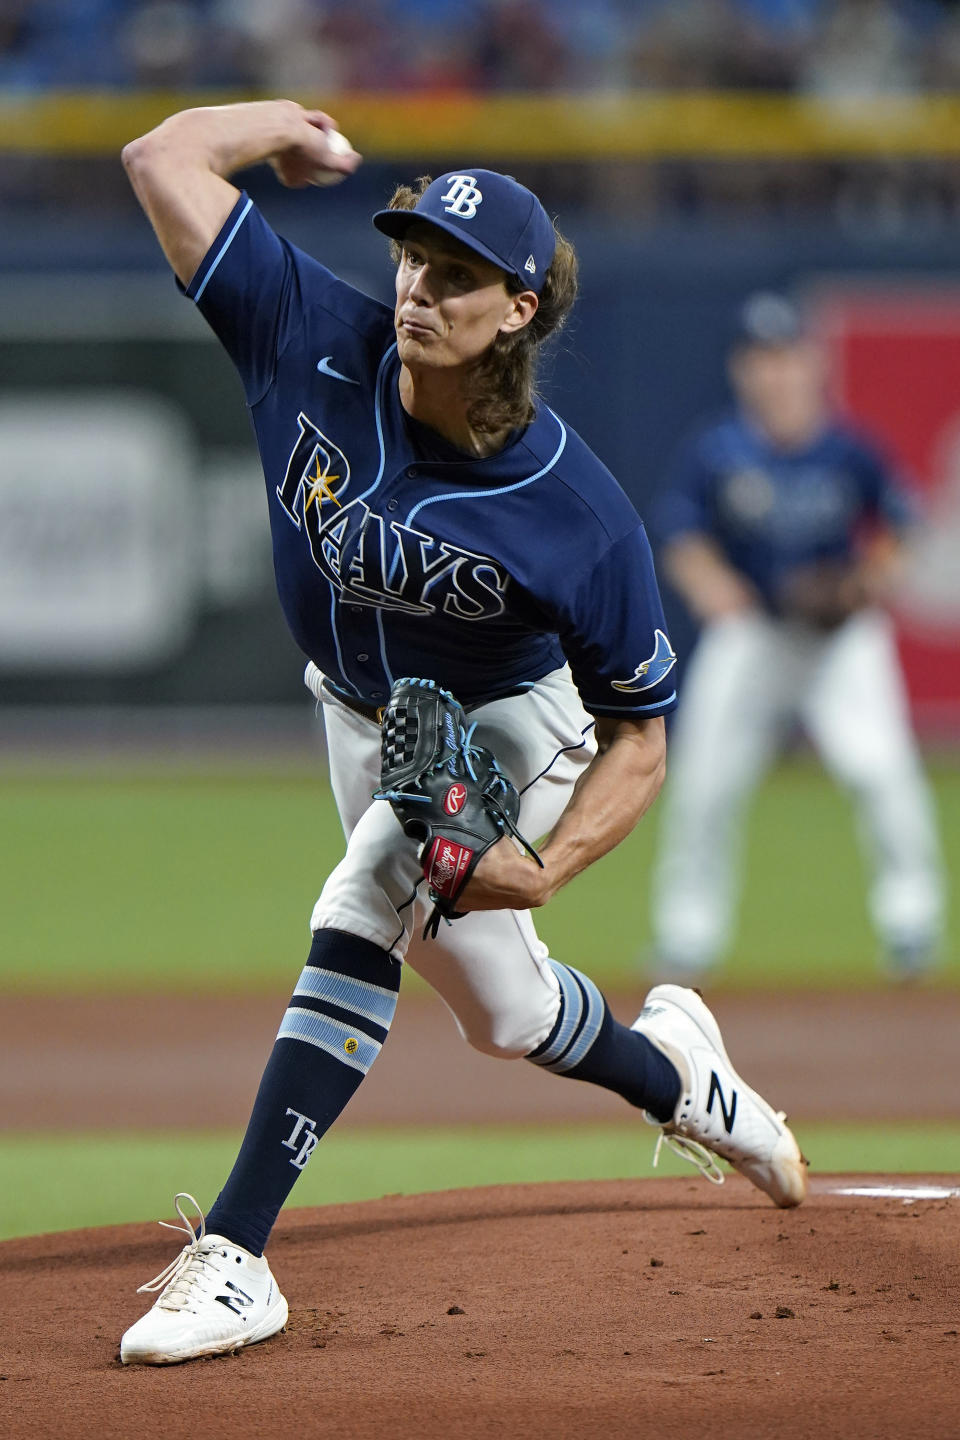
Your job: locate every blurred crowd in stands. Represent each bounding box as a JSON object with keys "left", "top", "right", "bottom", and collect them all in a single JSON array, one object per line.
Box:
[
  {"left": 3, "top": 0, "right": 960, "bottom": 96},
  {"left": 3, "top": 0, "right": 960, "bottom": 235}
]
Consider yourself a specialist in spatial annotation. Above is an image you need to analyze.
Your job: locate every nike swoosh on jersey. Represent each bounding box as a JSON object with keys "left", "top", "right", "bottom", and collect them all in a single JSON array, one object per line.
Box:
[{"left": 316, "top": 356, "right": 360, "bottom": 385}]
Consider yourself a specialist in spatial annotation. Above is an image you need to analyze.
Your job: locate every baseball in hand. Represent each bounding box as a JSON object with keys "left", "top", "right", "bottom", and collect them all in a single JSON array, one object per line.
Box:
[{"left": 310, "top": 128, "right": 354, "bottom": 186}]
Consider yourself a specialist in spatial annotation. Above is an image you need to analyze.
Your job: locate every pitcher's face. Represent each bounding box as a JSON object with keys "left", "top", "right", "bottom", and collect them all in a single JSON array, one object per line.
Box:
[{"left": 394, "top": 221, "right": 537, "bottom": 371}]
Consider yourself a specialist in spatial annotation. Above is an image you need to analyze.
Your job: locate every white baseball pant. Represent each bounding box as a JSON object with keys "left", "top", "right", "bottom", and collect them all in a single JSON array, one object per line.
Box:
[
  {"left": 305, "top": 662, "right": 597, "bottom": 1057},
  {"left": 650, "top": 608, "right": 945, "bottom": 971}
]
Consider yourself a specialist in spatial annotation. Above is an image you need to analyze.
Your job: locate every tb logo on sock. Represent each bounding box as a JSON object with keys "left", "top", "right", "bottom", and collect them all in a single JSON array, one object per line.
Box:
[{"left": 282, "top": 1107, "right": 319, "bottom": 1170}]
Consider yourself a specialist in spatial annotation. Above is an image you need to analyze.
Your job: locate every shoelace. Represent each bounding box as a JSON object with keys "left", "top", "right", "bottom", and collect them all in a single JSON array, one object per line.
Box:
[
  {"left": 135, "top": 1192, "right": 219, "bottom": 1307},
  {"left": 651, "top": 1129, "right": 726, "bottom": 1186}
]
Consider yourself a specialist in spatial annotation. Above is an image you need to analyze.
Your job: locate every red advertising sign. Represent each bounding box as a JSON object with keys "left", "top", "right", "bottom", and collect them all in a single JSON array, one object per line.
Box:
[{"left": 813, "top": 285, "right": 960, "bottom": 736}]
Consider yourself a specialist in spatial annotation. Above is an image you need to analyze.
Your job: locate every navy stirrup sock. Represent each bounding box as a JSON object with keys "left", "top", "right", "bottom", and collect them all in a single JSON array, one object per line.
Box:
[
  {"left": 205, "top": 929, "right": 400, "bottom": 1256},
  {"left": 527, "top": 961, "right": 681, "bottom": 1123}
]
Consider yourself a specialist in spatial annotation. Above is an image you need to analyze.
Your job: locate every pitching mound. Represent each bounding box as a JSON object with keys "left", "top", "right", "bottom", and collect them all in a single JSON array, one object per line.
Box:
[{"left": 2, "top": 1176, "right": 957, "bottom": 1440}]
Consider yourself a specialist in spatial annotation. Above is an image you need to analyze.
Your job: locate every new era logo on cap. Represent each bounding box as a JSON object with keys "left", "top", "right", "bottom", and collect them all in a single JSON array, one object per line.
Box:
[{"left": 372, "top": 169, "right": 556, "bottom": 294}]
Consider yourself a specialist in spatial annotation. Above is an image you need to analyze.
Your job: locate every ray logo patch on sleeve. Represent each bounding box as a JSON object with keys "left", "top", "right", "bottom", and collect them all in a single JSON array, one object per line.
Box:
[{"left": 611, "top": 629, "right": 677, "bottom": 693}]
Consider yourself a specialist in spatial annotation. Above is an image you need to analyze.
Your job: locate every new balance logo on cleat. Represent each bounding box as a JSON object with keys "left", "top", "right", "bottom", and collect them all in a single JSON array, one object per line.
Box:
[
  {"left": 706, "top": 1070, "right": 737, "bottom": 1133},
  {"left": 215, "top": 1282, "right": 255, "bottom": 1317}
]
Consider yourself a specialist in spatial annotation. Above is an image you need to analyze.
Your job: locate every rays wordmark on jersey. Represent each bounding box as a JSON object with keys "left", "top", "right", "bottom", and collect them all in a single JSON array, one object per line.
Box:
[{"left": 277, "top": 413, "right": 508, "bottom": 620}]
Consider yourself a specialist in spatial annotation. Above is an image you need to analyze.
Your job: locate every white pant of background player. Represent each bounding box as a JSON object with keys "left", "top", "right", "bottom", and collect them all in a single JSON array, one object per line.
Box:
[
  {"left": 306, "top": 662, "right": 596, "bottom": 1054},
  {"left": 650, "top": 608, "right": 945, "bottom": 977}
]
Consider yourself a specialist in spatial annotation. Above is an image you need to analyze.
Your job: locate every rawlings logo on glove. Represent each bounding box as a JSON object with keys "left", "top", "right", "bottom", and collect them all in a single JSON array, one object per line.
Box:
[
  {"left": 424, "top": 836, "right": 474, "bottom": 897},
  {"left": 443, "top": 783, "right": 467, "bottom": 815},
  {"left": 373, "top": 677, "right": 543, "bottom": 938}
]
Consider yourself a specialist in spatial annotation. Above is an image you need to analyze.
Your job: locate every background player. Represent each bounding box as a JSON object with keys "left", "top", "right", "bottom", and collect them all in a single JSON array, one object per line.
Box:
[
  {"left": 117, "top": 102, "right": 806, "bottom": 1366},
  {"left": 648, "top": 291, "right": 945, "bottom": 984}
]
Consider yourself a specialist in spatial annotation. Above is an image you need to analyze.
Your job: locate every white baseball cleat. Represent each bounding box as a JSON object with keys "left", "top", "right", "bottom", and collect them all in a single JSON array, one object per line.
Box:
[
  {"left": 631, "top": 985, "right": 808, "bottom": 1208},
  {"left": 120, "top": 1194, "right": 288, "bottom": 1365}
]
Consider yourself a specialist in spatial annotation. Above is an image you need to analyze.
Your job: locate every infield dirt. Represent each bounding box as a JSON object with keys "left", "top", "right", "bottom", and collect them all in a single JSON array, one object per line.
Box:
[
  {"left": 3, "top": 986, "right": 959, "bottom": 1129},
  {"left": 2, "top": 1176, "right": 958, "bottom": 1440}
]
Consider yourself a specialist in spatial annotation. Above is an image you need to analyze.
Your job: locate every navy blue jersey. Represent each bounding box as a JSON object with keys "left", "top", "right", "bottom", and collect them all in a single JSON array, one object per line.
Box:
[
  {"left": 654, "top": 412, "right": 916, "bottom": 613},
  {"left": 183, "top": 194, "right": 676, "bottom": 718}
]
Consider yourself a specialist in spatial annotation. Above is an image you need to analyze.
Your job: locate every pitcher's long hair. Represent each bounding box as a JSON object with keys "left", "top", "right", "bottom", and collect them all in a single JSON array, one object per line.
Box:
[{"left": 385, "top": 176, "right": 579, "bottom": 436}]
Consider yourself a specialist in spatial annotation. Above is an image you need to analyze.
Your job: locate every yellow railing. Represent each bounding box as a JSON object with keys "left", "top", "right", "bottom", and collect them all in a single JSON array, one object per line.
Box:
[{"left": 3, "top": 89, "right": 960, "bottom": 157}]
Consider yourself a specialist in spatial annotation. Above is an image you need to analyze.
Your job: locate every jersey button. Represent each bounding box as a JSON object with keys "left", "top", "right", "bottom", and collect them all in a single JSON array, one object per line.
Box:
[
  {"left": 356, "top": 653, "right": 369, "bottom": 662},
  {"left": 386, "top": 499, "right": 399, "bottom": 511},
  {"left": 406, "top": 467, "right": 417, "bottom": 477}
]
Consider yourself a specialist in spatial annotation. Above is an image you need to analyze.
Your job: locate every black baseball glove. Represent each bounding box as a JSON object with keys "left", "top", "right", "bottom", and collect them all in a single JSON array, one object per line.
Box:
[
  {"left": 373, "top": 677, "right": 543, "bottom": 939},
  {"left": 775, "top": 559, "right": 866, "bottom": 631}
]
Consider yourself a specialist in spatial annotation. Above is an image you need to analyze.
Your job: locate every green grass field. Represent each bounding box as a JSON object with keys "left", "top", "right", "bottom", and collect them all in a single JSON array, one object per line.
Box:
[
  {"left": 3, "top": 756, "right": 957, "bottom": 992},
  {"left": 2, "top": 1122, "right": 957, "bottom": 1242},
  {"left": 2, "top": 756, "right": 956, "bottom": 1239}
]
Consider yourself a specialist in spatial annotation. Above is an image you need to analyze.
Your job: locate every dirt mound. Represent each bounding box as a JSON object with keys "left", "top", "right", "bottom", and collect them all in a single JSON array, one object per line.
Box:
[{"left": 1, "top": 1176, "right": 957, "bottom": 1440}]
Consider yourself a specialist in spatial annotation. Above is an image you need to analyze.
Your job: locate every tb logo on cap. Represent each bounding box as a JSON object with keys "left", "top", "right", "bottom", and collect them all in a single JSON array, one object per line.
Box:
[{"left": 441, "top": 175, "right": 483, "bottom": 219}]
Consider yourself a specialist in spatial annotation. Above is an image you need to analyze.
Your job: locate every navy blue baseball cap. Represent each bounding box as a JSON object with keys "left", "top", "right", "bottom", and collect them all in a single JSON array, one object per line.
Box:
[
  {"left": 733, "top": 292, "right": 806, "bottom": 348},
  {"left": 372, "top": 170, "right": 556, "bottom": 294}
]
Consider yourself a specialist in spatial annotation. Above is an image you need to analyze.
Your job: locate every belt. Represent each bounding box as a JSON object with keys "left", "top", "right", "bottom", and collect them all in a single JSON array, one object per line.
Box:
[
  {"left": 321, "top": 682, "right": 386, "bottom": 725},
  {"left": 322, "top": 678, "right": 534, "bottom": 725}
]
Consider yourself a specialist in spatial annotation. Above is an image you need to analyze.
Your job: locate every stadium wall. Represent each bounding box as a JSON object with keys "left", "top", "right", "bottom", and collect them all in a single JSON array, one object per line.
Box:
[{"left": 1, "top": 170, "right": 958, "bottom": 729}]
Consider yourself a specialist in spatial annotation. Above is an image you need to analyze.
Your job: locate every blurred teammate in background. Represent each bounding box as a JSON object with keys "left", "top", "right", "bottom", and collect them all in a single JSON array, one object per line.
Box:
[{"left": 648, "top": 291, "right": 945, "bottom": 984}]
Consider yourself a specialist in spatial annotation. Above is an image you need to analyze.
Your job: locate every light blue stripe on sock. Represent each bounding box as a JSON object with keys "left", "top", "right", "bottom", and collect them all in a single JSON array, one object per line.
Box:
[
  {"left": 527, "top": 961, "right": 583, "bottom": 1069},
  {"left": 293, "top": 967, "right": 398, "bottom": 1028},
  {"left": 277, "top": 1007, "right": 381, "bottom": 1073},
  {"left": 543, "top": 967, "right": 604, "bottom": 1074}
]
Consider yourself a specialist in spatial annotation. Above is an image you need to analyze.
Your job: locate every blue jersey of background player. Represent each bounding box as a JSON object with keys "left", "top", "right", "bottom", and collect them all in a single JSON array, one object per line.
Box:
[
  {"left": 655, "top": 291, "right": 916, "bottom": 622},
  {"left": 186, "top": 189, "right": 677, "bottom": 720}
]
